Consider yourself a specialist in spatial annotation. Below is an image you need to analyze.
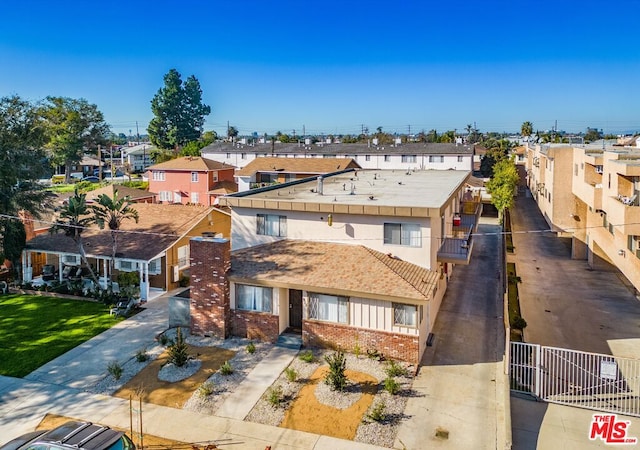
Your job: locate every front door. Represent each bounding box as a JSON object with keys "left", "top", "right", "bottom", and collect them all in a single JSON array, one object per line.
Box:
[{"left": 289, "top": 289, "right": 303, "bottom": 330}]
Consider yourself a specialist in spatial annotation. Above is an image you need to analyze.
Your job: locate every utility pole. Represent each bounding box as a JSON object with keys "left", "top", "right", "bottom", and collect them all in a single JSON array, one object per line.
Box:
[
  {"left": 227, "top": 121, "right": 229, "bottom": 140},
  {"left": 136, "top": 121, "right": 140, "bottom": 143},
  {"left": 302, "top": 124, "right": 305, "bottom": 140}
]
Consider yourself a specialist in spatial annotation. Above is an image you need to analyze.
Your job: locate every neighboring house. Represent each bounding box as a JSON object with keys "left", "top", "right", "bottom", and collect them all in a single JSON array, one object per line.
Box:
[
  {"left": 147, "top": 157, "right": 236, "bottom": 206},
  {"left": 121, "top": 143, "right": 156, "bottom": 173},
  {"left": 235, "top": 156, "right": 361, "bottom": 191},
  {"left": 201, "top": 141, "right": 474, "bottom": 172},
  {"left": 189, "top": 168, "right": 482, "bottom": 363},
  {"left": 55, "top": 155, "right": 104, "bottom": 179},
  {"left": 85, "top": 185, "right": 157, "bottom": 204},
  {"left": 22, "top": 204, "right": 231, "bottom": 300}
]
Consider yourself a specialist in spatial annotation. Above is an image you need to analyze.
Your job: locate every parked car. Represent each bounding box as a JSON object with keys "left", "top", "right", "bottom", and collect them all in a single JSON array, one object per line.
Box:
[
  {"left": 81, "top": 176, "right": 100, "bottom": 183},
  {"left": 0, "top": 421, "right": 135, "bottom": 450}
]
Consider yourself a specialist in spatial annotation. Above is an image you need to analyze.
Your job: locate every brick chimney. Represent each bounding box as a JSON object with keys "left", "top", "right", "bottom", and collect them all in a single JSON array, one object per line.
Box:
[{"left": 189, "top": 237, "right": 231, "bottom": 338}]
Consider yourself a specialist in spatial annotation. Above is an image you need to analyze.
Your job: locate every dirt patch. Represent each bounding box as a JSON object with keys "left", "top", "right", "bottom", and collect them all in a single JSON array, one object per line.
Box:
[
  {"left": 280, "top": 366, "right": 378, "bottom": 440},
  {"left": 115, "top": 344, "right": 235, "bottom": 408}
]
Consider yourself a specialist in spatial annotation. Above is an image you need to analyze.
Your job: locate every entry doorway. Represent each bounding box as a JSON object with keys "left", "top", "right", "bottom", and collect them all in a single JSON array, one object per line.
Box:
[{"left": 288, "top": 289, "right": 303, "bottom": 332}]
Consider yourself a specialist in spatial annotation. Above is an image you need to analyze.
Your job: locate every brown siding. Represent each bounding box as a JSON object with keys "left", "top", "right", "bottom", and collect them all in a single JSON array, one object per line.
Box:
[
  {"left": 231, "top": 310, "right": 279, "bottom": 343},
  {"left": 303, "top": 320, "right": 421, "bottom": 364}
]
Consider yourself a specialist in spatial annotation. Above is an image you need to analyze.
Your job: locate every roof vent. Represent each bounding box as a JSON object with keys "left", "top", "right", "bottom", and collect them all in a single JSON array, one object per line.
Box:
[{"left": 317, "top": 176, "right": 324, "bottom": 195}]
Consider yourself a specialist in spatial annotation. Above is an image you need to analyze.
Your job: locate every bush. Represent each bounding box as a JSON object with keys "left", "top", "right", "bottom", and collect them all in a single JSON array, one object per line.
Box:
[
  {"left": 135, "top": 349, "right": 149, "bottom": 363},
  {"left": 107, "top": 361, "right": 123, "bottom": 380},
  {"left": 324, "top": 349, "right": 347, "bottom": 391},
  {"left": 366, "top": 400, "right": 386, "bottom": 422},
  {"left": 158, "top": 333, "right": 171, "bottom": 346},
  {"left": 384, "top": 376, "right": 400, "bottom": 395},
  {"left": 198, "top": 381, "right": 215, "bottom": 398},
  {"left": 385, "top": 360, "right": 408, "bottom": 378},
  {"left": 246, "top": 341, "right": 256, "bottom": 354},
  {"left": 284, "top": 367, "right": 298, "bottom": 382},
  {"left": 267, "top": 385, "right": 283, "bottom": 408},
  {"left": 167, "top": 327, "right": 190, "bottom": 367},
  {"left": 220, "top": 360, "right": 233, "bottom": 375},
  {"left": 299, "top": 350, "right": 314, "bottom": 363},
  {"left": 367, "top": 348, "right": 385, "bottom": 361},
  {"left": 513, "top": 316, "right": 528, "bottom": 330}
]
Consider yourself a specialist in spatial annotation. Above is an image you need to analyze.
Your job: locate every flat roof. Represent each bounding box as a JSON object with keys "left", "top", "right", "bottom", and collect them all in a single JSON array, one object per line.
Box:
[{"left": 223, "top": 169, "right": 469, "bottom": 212}]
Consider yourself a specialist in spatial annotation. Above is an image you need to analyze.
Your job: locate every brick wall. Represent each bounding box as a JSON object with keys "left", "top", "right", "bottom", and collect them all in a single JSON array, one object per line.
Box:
[
  {"left": 231, "top": 310, "right": 280, "bottom": 343},
  {"left": 189, "top": 237, "right": 230, "bottom": 338},
  {"left": 303, "top": 320, "right": 421, "bottom": 364}
]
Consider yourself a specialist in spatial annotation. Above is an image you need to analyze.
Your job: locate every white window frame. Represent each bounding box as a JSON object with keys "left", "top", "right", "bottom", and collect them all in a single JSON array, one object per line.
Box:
[
  {"left": 384, "top": 223, "right": 422, "bottom": 247},
  {"left": 152, "top": 171, "right": 165, "bottom": 181},
  {"left": 236, "top": 284, "right": 273, "bottom": 313},
  {"left": 177, "top": 245, "right": 189, "bottom": 268},
  {"left": 116, "top": 259, "right": 137, "bottom": 272},
  {"left": 429, "top": 155, "right": 444, "bottom": 163},
  {"left": 191, "top": 172, "right": 199, "bottom": 182},
  {"left": 190, "top": 192, "right": 199, "bottom": 204},
  {"left": 62, "top": 254, "right": 80, "bottom": 265},
  {"left": 365, "top": 155, "right": 371, "bottom": 161},
  {"left": 308, "top": 293, "right": 348, "bottom": 324},
  {"left": 159, "top": 191, "right": 171, "bottom": 202},
  {"left": 393, "top": 303, "right": 418, "bottom": 327},
  {"left": 458, "top": 155, "right": 464, "bottom": 162},
  {"left": 148, "top": 258, "right": 162, "bottom": 275},
  {"left": 257, "top": 214, "right": 287, "bottom": 237},
  {"left": 401, "top": 155, "right": 417, "bottom": 163},
  {"left": 384, "top": 155, "right": 391, "bottom": 162}
]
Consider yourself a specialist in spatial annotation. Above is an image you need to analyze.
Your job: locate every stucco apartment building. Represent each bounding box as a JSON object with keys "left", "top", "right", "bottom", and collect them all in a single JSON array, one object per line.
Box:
[
  {"left": 526, "top": 141, "right": 640, "bottom": 291},
  {"left": 189, "top": 168, "right": 482, "bottom": 363}
]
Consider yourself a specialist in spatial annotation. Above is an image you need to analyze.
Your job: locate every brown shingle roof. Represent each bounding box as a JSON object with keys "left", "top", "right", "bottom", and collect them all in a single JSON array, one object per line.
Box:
[
  {"left": 148, "top": 156, "right": 235, "bottom": 172},
  {"left": 208, "top": 181, "right": 238, "bottom": 195},
  {"left": 27, "top": 203, "right": 213, "bottom": 261},
  {"left": 86, "top": 185, "right": 156, "bottom": 202},
  {"left": 236, "top": 157, "right": 361, "bottom": 177},
  {"left": 230, "top": 240, "right": 438, "bottom": 302}
]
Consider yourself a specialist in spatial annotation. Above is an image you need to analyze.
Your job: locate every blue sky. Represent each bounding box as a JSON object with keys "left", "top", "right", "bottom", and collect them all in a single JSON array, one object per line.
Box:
[{"left": 1, "top": 0, "right": 639, "bottom": 137}]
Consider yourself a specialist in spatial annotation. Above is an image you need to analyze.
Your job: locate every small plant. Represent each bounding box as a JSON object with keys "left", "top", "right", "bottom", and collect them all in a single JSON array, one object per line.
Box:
[
  {"left": 366, "top": 400, "right": 386, "bottom": 422},
  {"left": 299, "top": 350, "right": 314, "bottom": 363},
  {"left": 135, "top": 348, "right": 149, "bottom": 363},
  {"left": 197, "top": 381, "right": 215, "bottom": 398},
  {"left": 284, "top": 367, "right": 298, "bottom": 382},
  {"left": 167, "top": 327, "right": 190, "bottom": 367},
  {"left": 158, "top": 333, "right": 172, "bottom": 346},
  {"left": 220, "top": 360, "right": 233, "bottom": 375},
  {"left": 324, "top": 349, "right": 347, "bottom": 391},
  {"left": 385, "top": 360, "right": 408, "bottom": 377},
  {"left": 384, "top": 376, "right": 400, "bottom": 395},
  {"left": 246, "top": 341, "right": 256, "bottom": 354},
  {"left": 512, "top": 316, "right": 528, "bottom": 330},
  {"left": 107, "top": 361, "right": 123, "bottom": 380},
  {"left": 267, "top": 385, "right": 283, "bottom": 408},
  {"left": 353, "top": 336, "right": 361, "bottom": 358},
  {"left": 367, "top": 348, "right": 385, "bottom": 361},
  {"left": 178, "top": 274, "right": 190, "bottom": 287}
]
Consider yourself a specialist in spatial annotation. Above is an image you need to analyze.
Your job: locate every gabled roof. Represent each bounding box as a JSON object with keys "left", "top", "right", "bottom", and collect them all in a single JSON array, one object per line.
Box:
[
  {"left": 86, "top": 185, "right": 156, "bottom": 202},
  {"left": 236, "top": 157, "right": 361, "bottom": 177},
  {"left": 27, "top": 204, "right": 214, "bottom": 261},
  {"left": 148, "top": 156, "right": 235, "bottom": 172},
  {"left": 229, "top": 240, "right": 438, "bottom": 302}
]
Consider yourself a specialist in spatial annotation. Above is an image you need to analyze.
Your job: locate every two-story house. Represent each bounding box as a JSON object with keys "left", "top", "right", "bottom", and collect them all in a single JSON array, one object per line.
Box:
[
  {"left": 147, "top": 156, "right": 237, "bottom": 206},
  {"left": 189, "top": 169, "right": 482, "bottom": 363}
]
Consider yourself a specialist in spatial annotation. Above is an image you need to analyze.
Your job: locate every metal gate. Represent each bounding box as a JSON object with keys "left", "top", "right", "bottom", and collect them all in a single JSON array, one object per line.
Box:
[{"left": 510, "top": 342, "right": 640, "bottom": 417}]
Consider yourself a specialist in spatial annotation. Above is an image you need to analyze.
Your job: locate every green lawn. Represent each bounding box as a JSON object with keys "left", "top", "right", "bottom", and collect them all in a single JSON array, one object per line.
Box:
[{"left": 0, "top": 294, "right": 121, "bottom": 377}]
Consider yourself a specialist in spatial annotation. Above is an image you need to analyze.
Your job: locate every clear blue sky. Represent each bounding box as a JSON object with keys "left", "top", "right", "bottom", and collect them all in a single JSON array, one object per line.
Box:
[{"left": 1, "top": 0, "right": 638, "bottom": 137}]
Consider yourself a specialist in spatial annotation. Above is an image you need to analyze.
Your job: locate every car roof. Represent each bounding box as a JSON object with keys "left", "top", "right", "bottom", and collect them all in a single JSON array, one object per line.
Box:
[{"left": 2, "top": 421, "right": 125, "bottom": 450}]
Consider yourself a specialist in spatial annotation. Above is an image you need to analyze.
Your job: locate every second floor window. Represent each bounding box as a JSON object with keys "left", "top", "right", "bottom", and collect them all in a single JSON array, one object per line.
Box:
[
  {"left": 152, "top": 171, "right": 165, "bottom": 181},
  {"left": 384, "top": 223, "right": 421, "bottom": 247},
  {"left": 257, "top": 214, "right": 287, "bottom": 237},
  {"left": 191, "top": 172, "right": 198, "bottom": 182}
]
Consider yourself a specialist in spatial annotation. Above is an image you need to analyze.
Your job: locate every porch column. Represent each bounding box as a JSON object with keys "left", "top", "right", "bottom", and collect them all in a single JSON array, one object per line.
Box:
[
  {"left": 58, "top": 254, "right": 63, "bottom": 282},
  {"left": 139, "top": 262, "right": 149, "bottom": 301},
  {"left": 22, "top": 250, "right": 32, "bottom": 282}
]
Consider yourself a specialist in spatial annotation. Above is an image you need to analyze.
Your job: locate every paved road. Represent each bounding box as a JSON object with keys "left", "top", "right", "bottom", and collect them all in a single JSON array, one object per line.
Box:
[{"left": 395, "top": 218, "right": 509, "bottom": 449}]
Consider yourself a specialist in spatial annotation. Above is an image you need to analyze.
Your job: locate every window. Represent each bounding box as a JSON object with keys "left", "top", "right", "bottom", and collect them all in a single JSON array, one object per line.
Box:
[
  {"left": 226, "top": 153, "right": 231, "bottom": 158},
  {"left": 393, "top": 303, "right": 418, "bottom": 327},
  {"left": 365, "top": 155, "right": 371, "bottom": 161},
  {"left": 159, "top": 191, "right": 171, "bottom": 202},
  {"left": 62, "top": 254, "right": 80, "bottom": 265},
  {"left": 429, "top": 155, "right": 444, "bottom": 163},
  {"left": 241, "top": 153, "right": 246, "bottom": 159},
  {"left": 116, "top": 260, "right": 137, "bottom": 272},
  {"left": 152, "top": 171, "right": 165, "bottom": 181},
  {"left": 190, "top": 192, "right": 199, "bottom": 204},
  {"left": 458, "top": 156, "right": 463, "bottom": 162},
  {"left": 177, "top": 245, "right": 189, "bottom": 268},
  {"left": 148, "top": 258, "right": 161, "bottom": 275},
  {"left": 574, "top": 164, "right": 578, "bottom": 176},
  {"left": 309, "top": 293, "right": 348, "bottom": 323},
  {"left": 384, "top": 223, "right": 421, "bottom": 247},
  {"left": 191, "top": 172, "right": 198, "bottom": 182},
  {"left": 236, "top": 284, "right": 272, "bottom": 312},
  {"left": 401, "top": 155, "right": 417, "bottom": 163},
  {"left": 257, "top": 214, "right": 287, "bottom": 237},
  {"left": 384, "top": 155, "right": 391, "bottom": 162}
]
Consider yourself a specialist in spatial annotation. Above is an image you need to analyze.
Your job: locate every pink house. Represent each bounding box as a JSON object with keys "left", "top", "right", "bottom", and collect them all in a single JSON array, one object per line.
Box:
[{"left": 147, "top": 157, "right": 237, "bottom": 206}]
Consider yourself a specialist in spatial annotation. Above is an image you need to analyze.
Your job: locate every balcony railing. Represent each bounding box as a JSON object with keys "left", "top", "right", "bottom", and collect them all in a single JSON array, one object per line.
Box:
[
  {"left": 437, "top": 234, "right": 473, "bottom": 265},
  {"left": 250, "top": 181, "right": 279, "bottom": 189}
]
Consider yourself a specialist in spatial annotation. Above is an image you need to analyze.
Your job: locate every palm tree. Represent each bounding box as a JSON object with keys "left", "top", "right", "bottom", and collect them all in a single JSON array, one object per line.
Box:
[
  {"left": 521, "top": 121, "right": 533, "bottom": 137},
  {"left": 91, "top": 189, "right": 139, "bottom": 284},
  {"left": 49, "top": 188, "right": 100, "bottom": 286}
]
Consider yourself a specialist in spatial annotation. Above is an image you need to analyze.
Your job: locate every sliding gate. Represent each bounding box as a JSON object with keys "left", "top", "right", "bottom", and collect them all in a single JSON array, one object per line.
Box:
[{"left": 510, "top": 342, "right": 640, "bottom": 417}]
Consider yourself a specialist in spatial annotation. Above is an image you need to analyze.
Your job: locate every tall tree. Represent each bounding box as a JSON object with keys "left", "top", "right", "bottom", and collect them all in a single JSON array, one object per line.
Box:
[
  {"left": 91, "top": 190, "right": 139, "bottom": 281},
  {"left": 148, "top": 69, "right": 211, "bottom": 149},
  {"left": 40, "top": 97, "right": 109, "bottom": 183},
  {"left": 521, "top": 121, "right": 533, "bottom": 137},
  {"left": 584, "top": 127, "right": 603, "bottom": 142},
  {"left": 227, "top": 125, "right": 239, "bottom": 141},
  {"left": 0, "top": 95, "right": 50, "bottom": 276},
  {"left": 486, "top": 158, "right": 519, "bottom": 222}
]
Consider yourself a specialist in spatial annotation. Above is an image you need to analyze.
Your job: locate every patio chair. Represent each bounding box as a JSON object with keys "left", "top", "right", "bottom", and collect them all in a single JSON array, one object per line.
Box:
[
  {"left": 0, "top": 281, "right": 8, "bottom": 294},
  {"left": 42, "top": 264, "right": 56, "bottom": 281},
  {"left": 110, "top": 297, "right": 137, "bottom": 317}
]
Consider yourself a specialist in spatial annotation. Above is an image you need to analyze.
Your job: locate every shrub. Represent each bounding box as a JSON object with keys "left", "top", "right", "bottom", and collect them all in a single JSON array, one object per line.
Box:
[
  {"left": 220, "top": 360, "right": 233, "bottom": 375},
  {"left": 367, "top": 348, "right": 384, "bottom": 361},
  {"left": 167, "top": 327, "right": 190, "bottom": 367},
  {"left": 158, "top": 333, "right": 171, "bottom": 346},
  {"left": 299, "top": 350, "right": 314, "bottom": 363},
  {"left": 198, "top": 381, "right": 215, "bottom": 398},
  {"left": 324, "top": 349, "right": 347, "bottom": 391},
  {"left": 385, "top": 360, "right": 408, "bottom": 378},
  {"left": 246, "top": 341, "right": 256, "bottom": 354},
  {"left": 384, "top": 376, "right": 400, "bottom": 395},
  {"left": 267, "top": 385, "right": 283, "bottom": 408},
  {"left": 107, "top": 361, "right": 123, "bottom": 380},
  {"left": 135, "top": 349, "right": 149, "bottom": 363},
  {"left": 178, "top": 274, "right": 190, "bottom": 287},
  {"left": 513, "top": 316, "right": 528, "bottom": 330},
  {"left": 366, "top": 400, "right": 386, "bottom": 422},
  {"left": 284, "top": 367, "right": 298, "bottom": 382}
]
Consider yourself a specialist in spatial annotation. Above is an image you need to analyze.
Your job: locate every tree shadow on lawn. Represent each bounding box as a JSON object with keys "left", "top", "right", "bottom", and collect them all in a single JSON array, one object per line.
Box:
[{"left": 115, "top": 345, "right": 235, "bottom": 408}]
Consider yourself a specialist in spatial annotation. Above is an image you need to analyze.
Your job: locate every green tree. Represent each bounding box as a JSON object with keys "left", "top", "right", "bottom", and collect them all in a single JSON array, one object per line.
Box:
[
  {"left": 201, "top": 130, "right": 217, "bottom": 145},
  {"left": 521, "top": 121, "right": 533, "bottom": 137},
  {"left": 439, "top": 130, "right": 455, "bottom": 143},
  {"left": 40, "top": 97, "right": 109, "bottom": 183},
  {"left": 49, "top": 188, "right": 100, "bottom": 286},
  {"left": 91, "top": 190, "right": 139, "bottom": 281},
  {"left": 486, "top": 158, "right": 519, "bottom": 221},
  {"left": 0, "top": 96, "right": 50, "bottom": 276},
  {"left": 227, "top": 125, "right": 239, "bottom": 141},
  {"left": 148, "top": 69, "right": 211, "bottom": 150},
  {"left": 584, "top": 127, "right": 603, "bottom": 142}
]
